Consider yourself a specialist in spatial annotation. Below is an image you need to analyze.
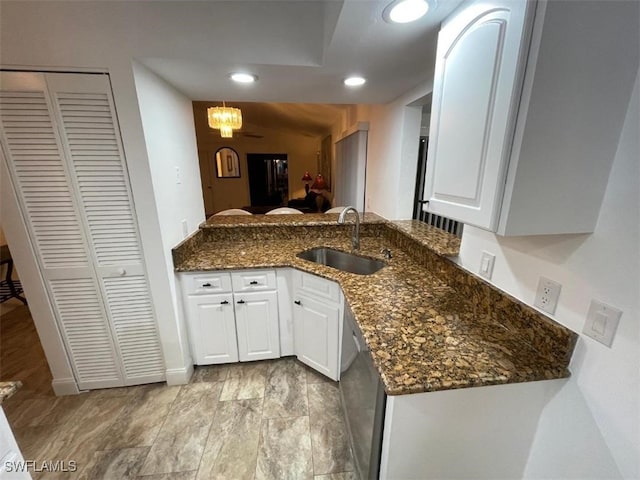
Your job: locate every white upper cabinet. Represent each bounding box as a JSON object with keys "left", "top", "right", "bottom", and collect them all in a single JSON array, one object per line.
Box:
[
  {"left": 424, "top": 0, "right": 639, "bottom": 235},
  {"left": 425, "top": 0, "right": 533, "bottom": 231}
]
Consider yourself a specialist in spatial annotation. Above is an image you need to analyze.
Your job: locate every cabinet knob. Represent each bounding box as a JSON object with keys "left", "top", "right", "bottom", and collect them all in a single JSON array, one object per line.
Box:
[
  {"left": 294, "top": 300, "right": 302, "bottom": 306},
  {"left": 237, "top": 299, "right": 245, "bottom": 304},
  {"left": 220, "top": 300, "right": 229, "bottom": 305},
  {"left": 202, "top": 283, "right": 212, "bottom": 287},
  {"left": 249, "top": 281, "right": 259, "bottom": 285},
  {"left": 117, "top": 268, "right": 126, "bottom": 276}
]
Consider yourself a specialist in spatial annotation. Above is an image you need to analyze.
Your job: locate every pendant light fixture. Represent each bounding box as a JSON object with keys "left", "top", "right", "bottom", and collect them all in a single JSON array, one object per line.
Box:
[{"left": 207, "top": 102, "right": 242, "bottom": 138}]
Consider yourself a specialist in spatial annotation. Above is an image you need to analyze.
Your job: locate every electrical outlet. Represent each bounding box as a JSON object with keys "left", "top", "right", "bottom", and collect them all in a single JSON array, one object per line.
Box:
[
  {"left": 175, "top": 166, "right": 182, "bottom": 184},
  {"left": 583, "top": 300, "right": 622, "bottom": 347},
  {"left": 534, "top": 277, "right": 561, "bottom": 315},
  {"left": 479, "top": 251, "right": 495, "bottom": 280}
]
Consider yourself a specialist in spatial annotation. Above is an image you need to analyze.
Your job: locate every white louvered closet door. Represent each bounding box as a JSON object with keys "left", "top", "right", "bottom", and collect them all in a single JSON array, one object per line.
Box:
[{"left": 0, "top": 72, "right": 165, "bottom": 389}]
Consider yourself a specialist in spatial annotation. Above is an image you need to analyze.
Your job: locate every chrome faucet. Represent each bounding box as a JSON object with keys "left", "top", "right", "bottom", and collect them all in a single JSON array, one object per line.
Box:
[{"left": 338, "top": 206, "right": 360, "bottom": 252}]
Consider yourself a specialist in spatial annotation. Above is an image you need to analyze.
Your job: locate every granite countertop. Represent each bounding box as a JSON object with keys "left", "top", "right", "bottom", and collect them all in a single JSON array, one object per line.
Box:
[
  {"left": 201, "top": 212, "right": 386, "bottom": 228},
  {"left": 174, "top": 220, "right": 575, "bottom": 396},
  {"left": 0, "top": 381, "right": 22, "bottom": 404}
]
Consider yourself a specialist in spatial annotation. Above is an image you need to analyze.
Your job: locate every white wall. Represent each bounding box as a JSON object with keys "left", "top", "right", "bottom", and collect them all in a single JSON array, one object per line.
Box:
[
  {"left": 365, "top": 83, "right": 428, "bottom": 219},
  {"left": 0, "top": 4, "right": 203, "bottom": 385},
  {"left": 458, "top": 69, "right": 640, "bottom": 479},
  {"left": 133, "top": 62, "right": 206, "bottom": 380}
]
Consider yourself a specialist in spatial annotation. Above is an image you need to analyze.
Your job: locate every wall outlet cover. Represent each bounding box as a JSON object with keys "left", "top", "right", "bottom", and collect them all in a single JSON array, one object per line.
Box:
[
  {"left": 534, "top": 277, "right": 561, "bottom": 315},
  {"left": 479, "top": 251, "right": 495, "bottom": 280},
  {"left": 583, "top": 300, "right": 622, "bottom": 347}
]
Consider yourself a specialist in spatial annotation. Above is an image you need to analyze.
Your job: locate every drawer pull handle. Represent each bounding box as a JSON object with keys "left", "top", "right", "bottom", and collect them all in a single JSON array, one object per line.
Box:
[
  {"left": 249, "top": 281, "right": 259, "bottom": 285},
  {"left": 237, "top": 299, "right": 245, "bottom": 304},
  {"left": 220, "top": 300, "right": 229, "bottom": 305},
  {"left": 202, "top": 283, "right": 212, "bottom": 287},
  {"left": 294, "top": 300, "right": 302, "bottom": 306}
]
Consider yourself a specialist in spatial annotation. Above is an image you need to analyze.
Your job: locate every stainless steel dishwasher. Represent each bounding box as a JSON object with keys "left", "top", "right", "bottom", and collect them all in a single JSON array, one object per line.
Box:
[{"left": 340, "top": 307, "right": 386, "bottom": 479}]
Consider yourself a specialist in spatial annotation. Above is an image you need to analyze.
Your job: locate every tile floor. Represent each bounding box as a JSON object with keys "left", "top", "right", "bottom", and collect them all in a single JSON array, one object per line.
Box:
[
  {"left": 1, "top": 302, "right": 356, "bottom": 479},
  {"left": 4, "top": 358, "right": 357, "bottom": 479}
]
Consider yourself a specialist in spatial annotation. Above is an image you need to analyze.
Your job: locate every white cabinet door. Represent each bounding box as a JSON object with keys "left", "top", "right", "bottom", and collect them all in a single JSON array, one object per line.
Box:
[
  {"left": 186, "top": 293, "right": 238, "bottom": 365},
  {"left": 424, "top": 0, "right": 533, "bottom": 230},
  {"left": 234, "top": 290, "right": 280, "bottom": 362},
  {"left": 0, "top": 408, "right": 29, "bottom": 479},
  {"left": 293, "top": 293, "right": 340, "bottom": 381}
]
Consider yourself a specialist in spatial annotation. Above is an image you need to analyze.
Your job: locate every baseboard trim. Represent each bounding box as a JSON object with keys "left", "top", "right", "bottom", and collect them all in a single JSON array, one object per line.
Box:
[
  {"left": 165, "top": 364, "right": 194, "bottom": 385},
  {"left": 51, "top": 377, "right": 79, "bottom": 396}
]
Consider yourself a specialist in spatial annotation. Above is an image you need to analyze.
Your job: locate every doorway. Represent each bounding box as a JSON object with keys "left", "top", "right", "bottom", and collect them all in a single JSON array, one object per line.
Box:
[{"left": 247, "top": 154, "right": 289, "bottom": 207}]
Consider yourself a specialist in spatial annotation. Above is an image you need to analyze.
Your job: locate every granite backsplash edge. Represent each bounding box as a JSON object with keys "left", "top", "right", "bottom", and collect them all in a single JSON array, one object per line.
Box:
[{"left": 383, "top": 227, "right": 578, "bottom": 367}]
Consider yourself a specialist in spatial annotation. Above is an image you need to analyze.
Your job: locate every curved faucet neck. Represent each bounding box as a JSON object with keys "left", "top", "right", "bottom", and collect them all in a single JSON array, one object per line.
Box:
[{"left": 337, "top": 206, "right": 360, "bottom": 251}]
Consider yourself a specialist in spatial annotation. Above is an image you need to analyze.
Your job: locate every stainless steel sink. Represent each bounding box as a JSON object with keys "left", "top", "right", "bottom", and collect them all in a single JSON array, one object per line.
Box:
[{"left": 297, "top": 247, "right": 386, "bottom": 275}]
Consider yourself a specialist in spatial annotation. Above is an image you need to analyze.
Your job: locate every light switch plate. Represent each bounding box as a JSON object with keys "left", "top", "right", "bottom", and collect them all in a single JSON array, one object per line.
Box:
[
  {"left": 479, "top": 251, "right": 495, "bottom": 280},
  {"left": 583, "top": 300, "right": 622, "bottom": 347}
]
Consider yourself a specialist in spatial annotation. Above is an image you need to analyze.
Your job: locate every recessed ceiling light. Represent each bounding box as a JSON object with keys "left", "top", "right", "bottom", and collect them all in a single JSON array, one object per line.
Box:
[
  {"left": 383, "top": 0, "right": 429, "bottom": 24},
  {"left": 344, "top": 76, "right": 366, "bottom": 87},
  {"left": 230, "top": 73, "right": 258, "bottom": 84}
]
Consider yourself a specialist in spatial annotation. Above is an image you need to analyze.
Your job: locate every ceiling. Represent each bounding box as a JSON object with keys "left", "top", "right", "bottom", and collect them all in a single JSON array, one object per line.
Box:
[
  {"left": 193, "top": 101, "right": 348, "bottom": 139},
  {"left": 138, "top": 0, "right": 464, "bottom": 104}
]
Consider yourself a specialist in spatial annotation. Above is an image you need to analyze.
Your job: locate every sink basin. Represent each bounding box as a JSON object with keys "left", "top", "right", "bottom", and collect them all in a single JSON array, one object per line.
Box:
[{"left": 297, "top": 247, "right": 386, "bottom": 275}]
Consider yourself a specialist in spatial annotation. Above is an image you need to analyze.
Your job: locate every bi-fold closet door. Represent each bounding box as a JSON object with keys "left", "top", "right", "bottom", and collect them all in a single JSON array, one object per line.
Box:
[{"left": 0, "top": 71, "right": 165, "bottom": 390}]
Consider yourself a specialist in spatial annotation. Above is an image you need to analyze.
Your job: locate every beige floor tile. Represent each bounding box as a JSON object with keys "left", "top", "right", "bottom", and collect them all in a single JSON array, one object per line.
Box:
[
  {"left": 196, "top": 398, "right": 263, "bottom": 480},
  {"left": 79, "top": 447, "right": 149, "bottom": 479},
  {"left": 138, "top": 383, "right": 222, "bottom": 475},
  {"left": 263, "top": 359, "right": 308, "bottom": 419},
  {"left": 314, "top": 473, "right": 358, "bottom": 480},
  {"left": 12, "top": 425, "right": 62, "bottom": 460},
  {"left": 99, "top": 384, "right": 181, "bottom": 450},
  {"left": 29, "top": 394, "right": 88, "bottom": 427},
  {"left": 4, "top": 397, "right": 57, "bottom": 428},
  {"left": 34, "top": 396, "right": 130, "bottom": 479},
  {"left": 256, "top": 416, "right": 313, "bottom": 480},
  {"left": 136, "top": 472, "right": 196, "bottom": 479},
  {"left": 307, "top": 383, "right": 354, "bottom": 475},
  {"left": 220, "top": 362, "right": 269, "bottom": 401},
  {"left": 190, "top": 365, "right": 231, "bottom": 383}
]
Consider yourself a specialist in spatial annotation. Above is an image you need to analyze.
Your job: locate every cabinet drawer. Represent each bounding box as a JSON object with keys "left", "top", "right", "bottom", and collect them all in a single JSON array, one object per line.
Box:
[
  {"left": 294, "top": 270, "right": 341, "bottom": 304},
  {"left": 184, "top": 272, "right": 232, "bottom": 295},
  {"left": 232, "top": 270, "right": 277, "bottom": 292}
]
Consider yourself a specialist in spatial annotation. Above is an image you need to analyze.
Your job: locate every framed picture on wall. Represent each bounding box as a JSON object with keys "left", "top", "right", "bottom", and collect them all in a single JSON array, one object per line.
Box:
[{"left": 215, "top": 147, "right": 241, "bottom": 178}]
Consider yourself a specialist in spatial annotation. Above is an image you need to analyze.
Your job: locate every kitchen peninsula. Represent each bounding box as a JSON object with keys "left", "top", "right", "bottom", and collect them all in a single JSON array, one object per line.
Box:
[{"left": 172, "top": 213, "right": 577, "bottom": 478}]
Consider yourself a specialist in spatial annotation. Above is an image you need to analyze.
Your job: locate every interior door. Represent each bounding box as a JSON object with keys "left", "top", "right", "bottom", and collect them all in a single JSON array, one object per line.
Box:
[
  {"left": 0, "top": 72, "right": 165, "bottom": 388},
  {"left": 0, "top": 72, "right": 124, "bottom": 389},
  {"left": 46, "top": 74, "right": 165, "bottom": 384}
]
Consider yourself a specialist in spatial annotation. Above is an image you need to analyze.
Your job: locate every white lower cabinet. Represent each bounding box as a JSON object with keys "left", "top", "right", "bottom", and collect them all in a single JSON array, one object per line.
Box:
[
  {"left": 234, "top": 290, "right": 280, "bottom": 361},
  {"left": 181, "top": 270, "right": 280, "bottom": 365},
  {"left": 181, "top": 268, "right": 342, "bottom": 380},
  {"left": 292, "top": 270, "right": 343, "bottom": 381},
  {"left": 186, "top": 293, "right": 238, "bottom": 365}
]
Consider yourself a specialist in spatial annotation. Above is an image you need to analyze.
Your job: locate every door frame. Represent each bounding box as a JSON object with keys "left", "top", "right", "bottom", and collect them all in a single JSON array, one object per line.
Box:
[{"left": 0, "top": 150, "right": 79, "bottom": 395}]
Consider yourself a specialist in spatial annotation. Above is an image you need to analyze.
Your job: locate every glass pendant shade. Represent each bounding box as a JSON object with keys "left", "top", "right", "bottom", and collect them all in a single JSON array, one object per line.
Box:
[
  {"left": 207, "top": 105, "right": 242, "bottom": 138},
  {"left": 219, "top": 126, "right": 234, "bottom": 138}
]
